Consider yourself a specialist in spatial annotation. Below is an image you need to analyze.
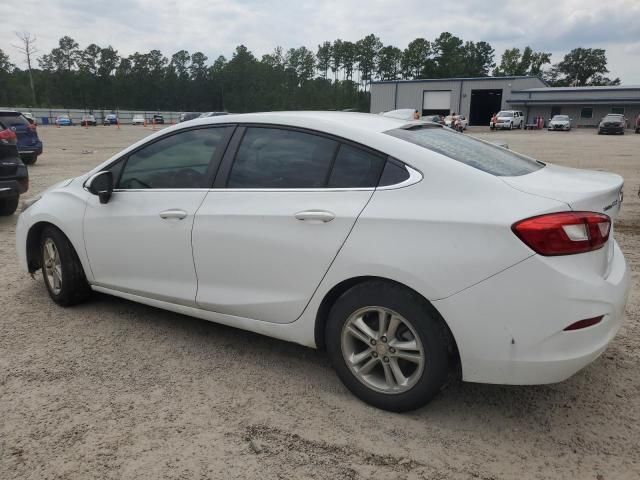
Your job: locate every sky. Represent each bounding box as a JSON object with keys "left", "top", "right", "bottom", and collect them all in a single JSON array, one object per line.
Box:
[{"left": 3, "top": 0, "right": 640, "bottom": 83}]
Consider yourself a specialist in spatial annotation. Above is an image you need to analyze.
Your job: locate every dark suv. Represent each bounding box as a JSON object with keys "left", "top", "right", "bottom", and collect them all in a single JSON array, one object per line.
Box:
[
  {"left": 0, "top": 120, "right": 29, "bottom": 216},
  {"left": 0, "top": 110, "right": 43, "bottom": 165}
]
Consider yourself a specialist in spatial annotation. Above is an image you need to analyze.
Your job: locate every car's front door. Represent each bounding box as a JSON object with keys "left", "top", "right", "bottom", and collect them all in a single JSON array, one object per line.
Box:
[
  {"left": 83, "top": 126, "right": 234, "bottom": 306},
  {"left": 192, "top": 126, "right": 387, "bottom": 323}
]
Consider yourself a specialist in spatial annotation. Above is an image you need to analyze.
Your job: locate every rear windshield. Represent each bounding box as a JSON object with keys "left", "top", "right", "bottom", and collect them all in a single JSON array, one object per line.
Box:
[
  {"left": 0, "top": 112, "right": 28, "bottom": 128},
  {"left": 385, "top": 125, "right": 544, "bottom": 177}
]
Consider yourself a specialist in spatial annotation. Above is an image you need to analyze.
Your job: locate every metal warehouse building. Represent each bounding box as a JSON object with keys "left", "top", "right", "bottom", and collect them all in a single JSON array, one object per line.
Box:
[{"left": 370, "top": 76, "right": 640, "bottom": 127}]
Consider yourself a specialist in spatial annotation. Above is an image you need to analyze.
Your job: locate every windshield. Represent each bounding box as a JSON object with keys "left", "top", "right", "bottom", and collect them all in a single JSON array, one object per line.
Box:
[
  {"left": 497, "top": 111, "right": 513, "bottom": 117},
  {"left": 385, "top": 125, "right": 543, "bottom": 177},
  {"left": 553, "top": 115, "right": 569, "bottom": 121}
]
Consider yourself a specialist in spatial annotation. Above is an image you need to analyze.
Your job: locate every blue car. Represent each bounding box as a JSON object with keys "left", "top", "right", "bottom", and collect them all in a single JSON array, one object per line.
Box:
[
  {"left": 1, "top": 110, "right": 43, "bottom": 165},
  {"left": 103, "top": 114, "right": 119, "bottom": 125},
  {"left": 55, "top": 114, "right": 73, "bottom": 126}
]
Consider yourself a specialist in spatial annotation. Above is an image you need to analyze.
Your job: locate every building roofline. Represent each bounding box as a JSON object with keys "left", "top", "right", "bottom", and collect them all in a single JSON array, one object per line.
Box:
[
  {"left": 371, "top": 75, "right": 548, "bottom": 85},
  {"left": 513, "top": 86, "right": 640, "bottom": 93},
  {"left": 507, "top": 97, "right": 640, "bottom": 104}
]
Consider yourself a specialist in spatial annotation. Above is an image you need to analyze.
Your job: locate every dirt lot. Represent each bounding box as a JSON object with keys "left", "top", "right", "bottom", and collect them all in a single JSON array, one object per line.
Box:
[{"left": 1, "top": 125, "right": 639, "bottom": 479}]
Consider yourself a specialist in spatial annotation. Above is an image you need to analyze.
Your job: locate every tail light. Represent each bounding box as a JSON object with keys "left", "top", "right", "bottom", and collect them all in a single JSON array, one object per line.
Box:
[
  {"left": 0, "top": 128, "right": 17, "bottom": 145},
  {"left": 512, "top": 212, "right": 611, "bottom": 256},
  {"left": 28, "top": 122, "right": 37, "bottom": 132}
]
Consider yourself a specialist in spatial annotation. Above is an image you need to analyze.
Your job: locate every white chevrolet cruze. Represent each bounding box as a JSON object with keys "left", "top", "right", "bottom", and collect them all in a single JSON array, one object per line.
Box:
[{"left": 16, "top": 112, "right": 630, "bottom": 411}]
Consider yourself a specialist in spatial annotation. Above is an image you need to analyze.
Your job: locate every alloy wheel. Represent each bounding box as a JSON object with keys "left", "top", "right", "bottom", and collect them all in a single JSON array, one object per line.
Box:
[
  {"left": 341, "top": 307, "right": 425, "bottom": 394},
  {"left": 43, "top": 238, "right": 62, "bottom": 295}
]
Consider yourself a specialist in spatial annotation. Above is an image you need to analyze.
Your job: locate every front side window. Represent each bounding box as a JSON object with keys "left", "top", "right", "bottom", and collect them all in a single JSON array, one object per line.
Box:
[
  {"left": 385, "top": 125, "right": 543, "bottom": 177},
  {"left": 228, "top": 127, "right": 337, "bottom": 188},
  {"left": 118, "top": 127, "right": 230, "bottom": 189}
]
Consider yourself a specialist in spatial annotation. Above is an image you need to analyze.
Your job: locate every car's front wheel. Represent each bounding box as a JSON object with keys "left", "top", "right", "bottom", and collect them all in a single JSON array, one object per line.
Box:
[
  {"left": 0, "top": 196, "right": 19, "bottom": 216},
  {"left": 326, "top": 281, "right": 451, "bottom": 412},
  {"left": 40, "top": 226, "right": 91, "bottom": 306}
]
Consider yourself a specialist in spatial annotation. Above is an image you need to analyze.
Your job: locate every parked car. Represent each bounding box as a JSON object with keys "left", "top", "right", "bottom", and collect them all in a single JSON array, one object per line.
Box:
[
  {"left": 16, "top": 112, "right": 629, "bottom": 412},
  {"left": 548, "top": 115, "right": 572, "bottom": 131},
  {"left": 491, "top": 110, "right": 524, "bottom": 130},
  {"left": 422, "top": 115, "right": 445, "bottom": 125},
  {"left": 152, "top": 114, "right": 165, "bottom": 125},
  {"left": 198, "top": 112, "right": 229, "bottom": 118},
  {"left": 1, "top": 110, "right": 43, "bottom": 165},
  {"left": 132, "top": 114, "right": 145, "bottom": 126},
  {"left": 103, "top": 114, "right": 119, "bottom": 126},
  {"left": 379, "top": 109, "right": 417, "bottom": 121},
  {"left": 21, "top": 112, "right": 36, "bottom": 125},
  {"left": 81, "top": 114, "right": 97, "bottom": 127},
  {"left": 179, "top": 112, "right": 201, "bottom": 123},
  {"left": 444, "top": 114, "right": 468, "bottom": 131},
  {"left": 0, "top": 116, "right": 29, "bottom": 215},
  {"left": 598, "top": 114, "right": 626, "bottom": 135},
  {"left": 55, "top": 115, "right": 73, "bottom": 126}
]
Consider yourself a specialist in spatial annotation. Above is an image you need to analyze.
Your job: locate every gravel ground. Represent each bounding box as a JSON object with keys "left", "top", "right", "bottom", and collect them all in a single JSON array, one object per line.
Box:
[{"left": 1, "top": 124, "right": 639, "bottom": 479}]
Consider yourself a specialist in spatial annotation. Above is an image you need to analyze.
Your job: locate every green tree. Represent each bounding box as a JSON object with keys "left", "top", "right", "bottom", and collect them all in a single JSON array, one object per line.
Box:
[
  {"left": 551, "top": 48, "right": 619, "bottom": 86},
  {"left": 316, "top": 42, "right": 331, "bottom": 79},
  {"left": 433, "top": 32, "right": 465, "bottom": 77},
  {"left": 376, "top": 45, "right": 402, "bottom": 80},
  {"left": 494, "top": 46, "right": 551, "bottom": 76},
  {"left": 463, "top": 41, "right": 495, "bottom": 76},
  {"left": 401, "top": 38, "right": 432, "bottom": 79},
  {"left": 356, "top": 34, "right": 382, "bottom": 88}
]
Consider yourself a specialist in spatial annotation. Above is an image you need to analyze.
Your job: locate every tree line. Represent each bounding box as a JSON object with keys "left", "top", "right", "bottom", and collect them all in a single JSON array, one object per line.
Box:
[{"left": 0, "top": 32, "right": 621, "bottom": 113}]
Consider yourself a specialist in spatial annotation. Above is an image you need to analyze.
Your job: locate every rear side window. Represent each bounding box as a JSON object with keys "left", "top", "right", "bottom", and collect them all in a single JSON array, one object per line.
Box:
[
  {"left": 328, "top": 144, "right": 385, "bottom": 188},
  {"left": 385, "top": 126, "right": 543, "bottom": 177},
  {"left": 118, "top": 127, "right": 231, "bottom": 189},
  {"left": 0, "top": 113, "right": 28, "bottom": 129},
  {"left": 228, "top": 127, "right": 337, "bottom": 188}
]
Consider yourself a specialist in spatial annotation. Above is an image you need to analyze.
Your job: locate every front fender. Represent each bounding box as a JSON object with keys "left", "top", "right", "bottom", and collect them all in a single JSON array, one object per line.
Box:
[{"left": 18, "top": 180, "right": 93, "bottom": 281}]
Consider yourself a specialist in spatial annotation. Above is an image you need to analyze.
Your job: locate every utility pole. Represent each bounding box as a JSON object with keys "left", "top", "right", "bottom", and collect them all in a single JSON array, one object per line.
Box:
[{"left": 13, "top": 32, "right": 38, "bottom": 105}]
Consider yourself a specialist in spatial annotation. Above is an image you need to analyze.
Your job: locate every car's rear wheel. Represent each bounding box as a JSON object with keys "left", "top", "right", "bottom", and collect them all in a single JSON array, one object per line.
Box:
[
  {"left": 0, "top": 196, "right": 19, "bottom": 216},
  {"left": 326, "top": 281, "right": 450, "bottom": 412},
  {"left": 40, "top": 226, "right": 91, "bottom": 306},
  {"left": 21, "top": 154, "right": 38, "bottom": 165}
]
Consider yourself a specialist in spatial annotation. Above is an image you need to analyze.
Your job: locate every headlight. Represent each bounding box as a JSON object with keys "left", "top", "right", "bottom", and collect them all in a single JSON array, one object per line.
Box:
[{"left": 21, "top": 194, "right": 42, "bottom": 212}]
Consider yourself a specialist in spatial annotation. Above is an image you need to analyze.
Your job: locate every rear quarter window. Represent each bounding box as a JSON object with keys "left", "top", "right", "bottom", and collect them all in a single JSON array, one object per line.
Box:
[{"left": 385, "top": 125, "right": 543, "bottom": 177}]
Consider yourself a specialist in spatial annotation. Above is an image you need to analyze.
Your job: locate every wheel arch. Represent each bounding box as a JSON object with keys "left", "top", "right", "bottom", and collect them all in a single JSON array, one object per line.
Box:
[
  {"left": 26, "top": 221, "right": 79, "bottom": 273},
  {"left": 314, "top": 276, "right": 460, "bottom": 369}
]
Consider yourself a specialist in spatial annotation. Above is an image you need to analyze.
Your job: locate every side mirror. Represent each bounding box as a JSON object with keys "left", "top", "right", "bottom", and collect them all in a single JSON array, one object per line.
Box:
[{"left": 86, "top": 170, "right": 113, "bottom": 204}]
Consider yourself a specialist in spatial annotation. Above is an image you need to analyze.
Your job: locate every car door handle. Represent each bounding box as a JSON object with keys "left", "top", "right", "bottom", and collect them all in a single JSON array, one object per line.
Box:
[
  {"left": 294, "top": 210, "right": 335, "bottom": 223},
  {"left": 159, "top": 209, "right": 188, "bottom": 220}
]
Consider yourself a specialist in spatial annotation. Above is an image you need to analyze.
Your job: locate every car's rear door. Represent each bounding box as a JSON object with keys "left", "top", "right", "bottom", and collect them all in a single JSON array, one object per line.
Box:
[
  {"left": 83, "top": 125, "right": 234, "bottom": 305},
  {"left": 192, "top": 125, "right": 386, "bottom": 323}
]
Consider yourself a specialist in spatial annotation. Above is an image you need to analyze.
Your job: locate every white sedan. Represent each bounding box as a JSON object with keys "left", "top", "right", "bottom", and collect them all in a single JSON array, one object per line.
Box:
[
  {"left": 16, "top": 112, "right": 630, "bottom": 411},
  {"left": 131, "top": 114, "right": 145, "bottom": 125}
]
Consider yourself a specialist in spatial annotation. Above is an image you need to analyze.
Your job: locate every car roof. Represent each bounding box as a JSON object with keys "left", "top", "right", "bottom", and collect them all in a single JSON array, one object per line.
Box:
[
  {"left": 0, "top": 110, "right": 21, "bottom": 115},
  {"left": 190, "top": 111, "right": 413, "bottom": 134}
]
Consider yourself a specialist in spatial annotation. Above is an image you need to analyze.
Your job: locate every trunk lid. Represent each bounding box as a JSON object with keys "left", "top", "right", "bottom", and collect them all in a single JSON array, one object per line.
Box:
[{"left": 502, "top": 164, "right": 624, "bottom": 218}]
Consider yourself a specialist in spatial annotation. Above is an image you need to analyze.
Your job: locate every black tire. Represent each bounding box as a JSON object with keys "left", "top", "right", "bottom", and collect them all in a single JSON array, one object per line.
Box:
[
  {"left": 21, "top": 154, "right": 38, "bottom": 165},
  {"left": 325, "top": 280, "right": 451, "bottom": 412},
  {"left": 40, "top": 226, "right": 91, "bottom": 306},
  {"left": 0, "top": 196, "right": 19, "bottom": 216}
]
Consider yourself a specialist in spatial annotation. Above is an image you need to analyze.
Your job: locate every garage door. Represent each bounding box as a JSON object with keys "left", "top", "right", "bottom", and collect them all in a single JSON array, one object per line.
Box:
[{"left": 423, "top": 91, "right": 451, "bottom": 116}]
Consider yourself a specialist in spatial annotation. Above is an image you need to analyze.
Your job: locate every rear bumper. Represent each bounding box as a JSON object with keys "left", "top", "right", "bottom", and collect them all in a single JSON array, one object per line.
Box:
[
  {"left": 0, "top": 177, "right": 28, "bottom": 198},
  {"left": 434, "top": 240, "right": 630, "bottom": 385},
  {"left": 19, "top": 140, "right": 43, "bottom": 157}
]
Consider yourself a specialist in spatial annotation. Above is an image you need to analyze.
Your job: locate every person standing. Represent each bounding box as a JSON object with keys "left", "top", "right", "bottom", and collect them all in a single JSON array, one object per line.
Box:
[{"left": 413, "top": 109, "right": 420, "bottom": 120}]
